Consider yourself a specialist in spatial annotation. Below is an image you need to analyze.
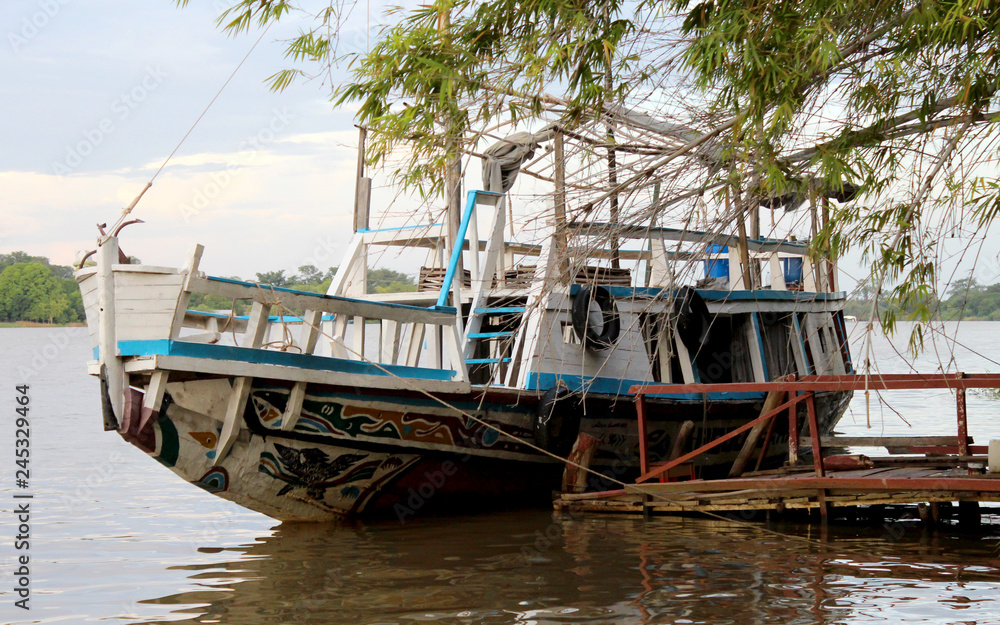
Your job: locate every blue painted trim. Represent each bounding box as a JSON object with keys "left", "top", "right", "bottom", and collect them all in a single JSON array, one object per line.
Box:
[
  {"left": 206, "top": 275, "right": 457, "bottom": 315},
  {"left": 468, "top": 331, "right": 516, "bottom": 339},
  {"left": 474, "top": 307, "right": 526, "bottom": 314},
  {"left": 526, "top": 372, "right": 764, "bottom": 400},
  {"left": 750, "top": 312, "right": 769, "bottom": 381},
  {"left": 436, "top": 191, "right": 483, "bottom": 309},
  {"left": 466, "top": 358, "right": 511, "bottom": 364},
  {"left": 115, "top": 340, "right": 457, "bottom": 381},
  {"left": 567, "top": 284, "right": 846, "bottom": 302},
  {"left": 186, "top": 310, "right": 335, "bottom": 323},
  {"left": 185, "top": 310, "right": 231, "bottom": 319}
]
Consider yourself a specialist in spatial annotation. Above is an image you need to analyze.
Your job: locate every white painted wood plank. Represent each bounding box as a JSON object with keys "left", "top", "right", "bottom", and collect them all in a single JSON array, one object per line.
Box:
[
  {"left": 405, "top": 323, "right": 425, "bottom": 367},
  {"left": 111, "top": 264, "right": 178, "bottom": 275},
  {"left": 178, "top": 331, "right": 221, "bottom": 344},
  {"left": 139, "top": 370, "right": 169, "bottom": 431},
  {"left": 215, "top": 376, "right": 251, "bottom": 463},
  {"left": 280, "top": 381, "right": 307, "bottom": 432},
  {"left": 169, "top": 244, "right": 204, "bottom": 341},
  {"left": 298, "top": 309, "right": 323, "bottom": 355},
  {"left": 124, "top": 354, "right": 471, "bottom": 394},
  {"left": 673, "top": 325, "right": 696, "bottom": 384},
  {"left": 242, "top": 301, "right": 270, "bottom": 348},
  {"left": 189, "top": 275, "right": 456, "bottom": 325},
  {"left": 352, "top": 316, "right": 366, "bottom": 360}
]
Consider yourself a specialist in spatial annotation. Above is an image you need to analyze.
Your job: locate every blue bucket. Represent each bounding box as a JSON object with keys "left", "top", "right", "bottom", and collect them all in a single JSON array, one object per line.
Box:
[
  {"left": 704, "top": 245, "right": 729, "bottom": 279},
  {"left": 783, "top": 257, "right": 803, "bottom": 285}
]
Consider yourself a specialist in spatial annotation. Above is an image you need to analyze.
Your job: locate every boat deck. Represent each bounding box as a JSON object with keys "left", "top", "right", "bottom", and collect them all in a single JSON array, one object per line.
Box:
[
  {"left": 556, "top": 374, "right": 1000, "bottom": 525},
  {"left": 556, "top": 461, "right": 1000, "bottom": 516}
]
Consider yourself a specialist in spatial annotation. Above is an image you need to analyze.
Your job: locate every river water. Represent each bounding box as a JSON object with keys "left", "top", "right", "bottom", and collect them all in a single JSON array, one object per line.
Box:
[{"left": 2, "top": 322, "right": 1000, "bottom": 624}]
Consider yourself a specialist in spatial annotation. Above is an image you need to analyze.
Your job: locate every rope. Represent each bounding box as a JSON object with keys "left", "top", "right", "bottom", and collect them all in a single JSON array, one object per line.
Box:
[
  {"left": 253, "top": 296, "right": 866, "bottom": 550},
  {"left": 108, "top": 22, "right": 274, "bottom": 236}
]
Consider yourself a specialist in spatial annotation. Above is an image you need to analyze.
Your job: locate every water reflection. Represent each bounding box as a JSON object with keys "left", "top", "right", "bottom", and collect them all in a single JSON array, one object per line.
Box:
[{"left": 133, "top": 510, "right": 1000, "bottom": 625}]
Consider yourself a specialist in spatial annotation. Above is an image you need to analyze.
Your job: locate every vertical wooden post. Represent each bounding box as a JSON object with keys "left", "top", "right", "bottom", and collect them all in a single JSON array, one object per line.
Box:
[
  {"left": 353, "top": 126, "right": 371, "bottom": 233},
  {"left": 553, "top": 130, "right": 568, "bottom": 279},
  {"left": 97, "top": 236, "right": 124, "bottom": 428},
  {"left": 806, "top": 392, "right": 825, "bottom": 477},
  {"left": 636, "top": 394, "right": 649, "bottom": 477},
  {"left": 806, "top": 391, "right": 829, "bottom": 524},
  {"left": 604, "top": 54, "right": 620, "bottom": 269},
  {"left": 440, "top": 4, "right": 463, "bottom": 283},
  {"left": 216, "top": 300, "right": 269, "bottom": 464},
  {"left": 788, "top": 392, "right": 800, "bottom": 466},
  {"left": 729, "top": 186, "right": 753, "bottom": 290},
  {"left": 957, "top": 375, "right": 969, "bottom": 457}
]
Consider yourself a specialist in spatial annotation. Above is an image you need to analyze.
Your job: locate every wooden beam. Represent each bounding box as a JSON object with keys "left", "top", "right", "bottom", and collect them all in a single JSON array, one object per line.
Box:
[
  {"left": 215, "top": 376, "right": 251, "bottom": 463},
  {"left": 631, "top": 373, "right": 1000, "bottom": 394},
  {"left": 138, "top": 370, "right": 169, "bottom": 433},
  {"left": 298, "top": 309, "right": 323, "bottom": 355},
  {"left": 637, "top": 393, "right": 811, "bottom": 483},
  {"left": 353, "top": 126, "right": 371, "bottom": 233},
  {"left": 123, "top": 354, "right": 469, "bottom": 394},
  {"left": 280, "top": 381, "right": 307, "bottom": 432},
  {"left": 800, "top": 435, "right": 974, "bottom": 448},
  {"left": 189, "top": 275, "right": 456, "bottom": 326},
  {"left": 729, "top": 389, "right": 784, "bottom": 477},
  {"left": 169, "top": 243, "right": 204, "bottom": 340}
]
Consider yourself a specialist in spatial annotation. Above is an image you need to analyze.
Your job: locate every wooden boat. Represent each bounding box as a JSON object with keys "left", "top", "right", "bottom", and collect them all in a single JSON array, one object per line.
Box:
[{"left": 76, "top": 127, "right": 854, "bottom": 521}]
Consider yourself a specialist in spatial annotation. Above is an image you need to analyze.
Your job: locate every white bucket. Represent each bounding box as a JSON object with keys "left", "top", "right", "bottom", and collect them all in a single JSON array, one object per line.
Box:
[{"left": 989, "top": 440, "right": 1000, "bottom": 473}]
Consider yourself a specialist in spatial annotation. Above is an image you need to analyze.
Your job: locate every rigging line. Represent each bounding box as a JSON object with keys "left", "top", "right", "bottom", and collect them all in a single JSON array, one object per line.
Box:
[
  {"left": 274, "top": 298, "right": 875, "bottom": 555},
  {"left": 111, "top": 22, "right": 274, "bottom": 232}
]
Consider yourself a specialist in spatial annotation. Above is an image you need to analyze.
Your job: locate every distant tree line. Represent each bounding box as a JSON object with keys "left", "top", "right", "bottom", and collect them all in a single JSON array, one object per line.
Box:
[
  {"left": 0, "top": 252, "right": 84, "bottom": 324},
  {"left": 187, "top": 264, "right": 417, "bottom": 315},
  {"left": 844, "top": 276, "right": 1000, "bottom": 322},
  {"left": 0, "top": 254, "right": 418, "bottom": 324}
]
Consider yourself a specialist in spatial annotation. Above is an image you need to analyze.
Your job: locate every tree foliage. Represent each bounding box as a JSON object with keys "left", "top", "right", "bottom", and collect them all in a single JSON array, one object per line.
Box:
[
  {"left": 0, "top": 263, "right": 70, "bottom": 323},
  {"left": 183, "top": 0, "right": 1000, "bottom": 351}
]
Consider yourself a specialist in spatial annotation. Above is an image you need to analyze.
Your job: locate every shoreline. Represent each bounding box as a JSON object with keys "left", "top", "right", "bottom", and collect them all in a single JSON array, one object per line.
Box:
[{"left": 0, "top": 322, "right": 87, "bottom": 329}]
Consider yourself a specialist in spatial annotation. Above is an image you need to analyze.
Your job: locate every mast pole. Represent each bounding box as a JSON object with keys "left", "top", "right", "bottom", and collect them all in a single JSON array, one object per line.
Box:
[
  {"left": 353, "top": 126, "right": 371, "bottom": 233},
  {"left": 439, "top": 5, "right": 463, "bottom": 282},
  {"left": 554, "top": 129, "right": 569, "bottom": 279}
]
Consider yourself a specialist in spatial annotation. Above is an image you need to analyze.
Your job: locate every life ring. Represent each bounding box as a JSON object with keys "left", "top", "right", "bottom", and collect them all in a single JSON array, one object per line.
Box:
[
  {"left": 673, "top": 285, "right": 710, "bottom": 353},
  {"left": 533, "top": 384, "right": 581, "bottom": 456},
  {"left": 571, "top": 285, "right": 620, "bottom": 350}
]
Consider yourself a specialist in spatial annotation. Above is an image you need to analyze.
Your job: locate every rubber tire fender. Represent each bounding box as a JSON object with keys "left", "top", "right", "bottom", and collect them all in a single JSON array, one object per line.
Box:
[
  {"left": 571, "top": 285, "right": 621, "bottom": 351},
  {"left": 533, "top": 383, "right": 581, "bottom": 457},
  {"left": 674, "top": 285, "right": 710, "bottom": 353}
]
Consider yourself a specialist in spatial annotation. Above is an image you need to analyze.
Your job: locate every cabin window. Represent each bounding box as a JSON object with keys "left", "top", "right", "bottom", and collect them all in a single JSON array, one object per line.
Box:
[
  {"left": 639, "top": 313, "right": 683, "bottom": 383},
  {"left": 758, "top": 312, "right": 797, "bottom": 379},
  {"left": 693, "top": 314, "right": 754, "bottom": 384},
  {"left": 561, "top": 321, "right": 581, "bottom": 345}
]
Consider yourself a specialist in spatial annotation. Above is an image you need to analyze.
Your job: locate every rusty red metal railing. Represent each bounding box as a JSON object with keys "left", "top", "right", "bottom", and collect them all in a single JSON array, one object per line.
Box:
[{"left": 629, "top": 373, "right": 1000, "bottom": 485}]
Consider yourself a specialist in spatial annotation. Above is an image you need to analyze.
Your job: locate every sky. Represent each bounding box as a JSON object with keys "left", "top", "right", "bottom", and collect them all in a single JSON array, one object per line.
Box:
[
  {"left": 3, "top": 0, "right": 998, "bottom": 292},
  {"left": 2, "top": 0, "right": 384, "bottom": 279}
]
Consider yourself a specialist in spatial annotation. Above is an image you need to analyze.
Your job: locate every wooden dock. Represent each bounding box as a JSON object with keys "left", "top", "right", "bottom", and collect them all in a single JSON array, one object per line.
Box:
[{"left": 557, "top": 374, "right": 1000, "bottom": 524}]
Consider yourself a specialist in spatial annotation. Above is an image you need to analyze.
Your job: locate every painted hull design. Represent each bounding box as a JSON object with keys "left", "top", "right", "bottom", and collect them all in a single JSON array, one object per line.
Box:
[
  {"left": 115, "top": 373, "right": 850, "bottom": 521},
  {"left": 80, "top": 186, "right": 855, "bottom": 521}
]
